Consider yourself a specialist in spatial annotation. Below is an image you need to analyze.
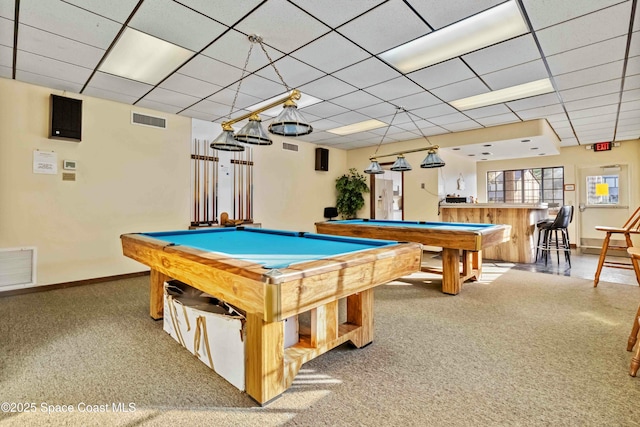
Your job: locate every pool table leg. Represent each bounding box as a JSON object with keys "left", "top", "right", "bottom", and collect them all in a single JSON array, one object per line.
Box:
[
  {"left": 347, "top": 288, "right": 374, "bottom": 347},
  {"left": 441, "top": 248, "right": 461, "bottom": 295},
  {"left": 150, "top": 269, "right": 170, "bottom": 320},
  {"left": 245, "top": 312, "right": 285, "bottom": 405}
]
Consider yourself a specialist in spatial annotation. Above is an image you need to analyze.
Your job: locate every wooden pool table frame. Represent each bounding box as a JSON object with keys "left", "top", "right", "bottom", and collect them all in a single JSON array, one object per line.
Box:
[
  {"left": 315, "top": 220, "right": 510, "bottom": 295},
  {"left": 121, "top": 231, "right": 421, "bottom": 405}
]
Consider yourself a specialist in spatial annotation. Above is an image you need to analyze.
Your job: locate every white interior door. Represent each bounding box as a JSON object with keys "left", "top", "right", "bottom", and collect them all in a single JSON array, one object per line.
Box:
[{"left": 578, "top": 163, "right": 632, "bottom": 250}]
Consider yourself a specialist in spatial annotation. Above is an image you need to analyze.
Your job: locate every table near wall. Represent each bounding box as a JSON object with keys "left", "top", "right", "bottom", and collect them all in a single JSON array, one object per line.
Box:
[{"left": 440, "top": 203, "right": 549, "bottom": 263}]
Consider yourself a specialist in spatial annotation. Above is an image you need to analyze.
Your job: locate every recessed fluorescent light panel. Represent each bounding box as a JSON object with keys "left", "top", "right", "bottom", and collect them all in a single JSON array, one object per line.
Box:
[
  {"left": 247, "top": 92, "right": 323, "bottom": 117},
  {"left": 379, "top": 0, "right": 528, "bottom": 73},
  {"left": 98, "top": 27, "right": 194, "bottom": 85},
  {"left": 327, "top": 119, "right": 387, "bottom": 135},
  {"left": 450, "top": 78, "right": 554, "bottom": 110}
]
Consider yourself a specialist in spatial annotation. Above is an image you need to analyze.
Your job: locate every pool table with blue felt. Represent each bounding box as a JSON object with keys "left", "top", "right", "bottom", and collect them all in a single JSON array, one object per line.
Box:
[
  {"left": 121, "top": 227, "right": 422, "bottom": 405},
  {"left": 316, "top": 219, "right": 510, "bottom": 295}
]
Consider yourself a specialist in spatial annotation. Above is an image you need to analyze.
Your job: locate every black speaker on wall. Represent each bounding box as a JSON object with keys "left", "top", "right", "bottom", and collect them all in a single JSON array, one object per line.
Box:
[
  {"left": 50, "top": 94, "right": 82, "bottom": 141},
  {"left": 315, "top": 147, "right": 329, "bottom": 171}
]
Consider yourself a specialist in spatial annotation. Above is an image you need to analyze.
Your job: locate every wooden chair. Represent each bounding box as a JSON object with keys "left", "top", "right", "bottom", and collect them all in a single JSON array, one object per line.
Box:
[
  {"left": 627, "top": 248, "right": 640, "bottom": 376},
  {"left": 593, "top": 206, "right": 640, "bottom": 287}
]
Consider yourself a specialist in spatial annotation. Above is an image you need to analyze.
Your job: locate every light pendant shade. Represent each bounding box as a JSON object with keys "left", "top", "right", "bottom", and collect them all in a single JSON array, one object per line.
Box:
[
  {"left": 268, "top": 101, "right": 313, "bottom": 136},
  {"left": 235, "top": 115, "right": 273, "bottom": 145},
  {"left": 390, "top": 155, "right": 412, "bottom": 172},
  {"left": 364, "top": 160, "right": 384, "bottom": 174},
  {"left": 420, "top": 150, "right": 446, "bottom": 169},
  {"left": 210, "top": 128, "right": 245, "bottom": 152}
]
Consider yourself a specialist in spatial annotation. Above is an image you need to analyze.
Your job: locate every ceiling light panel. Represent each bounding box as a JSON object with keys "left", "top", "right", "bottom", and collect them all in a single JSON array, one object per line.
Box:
[
  {"left": 327, "top": 119, "right": 388, "bottom": 135},
  {"left": 450, "top": 78, "right": 554, "bottom": 110},
  {"left": 99, "top": 27, "right": 194, "bottom": 85},
  {"left": 380, "top": 0, "right": 528, "bottom": 73}
]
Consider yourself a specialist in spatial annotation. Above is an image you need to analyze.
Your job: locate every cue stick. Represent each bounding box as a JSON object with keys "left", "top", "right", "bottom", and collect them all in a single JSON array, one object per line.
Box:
[
  {"left": 240, "top": 151, "right": 244, "bottom": 220},
  {"left": 203, "top": 140, "right": 208, "bottom": 224},
  {"left": 192, "top": 139, "right": 198, "bottom": 225},
  {"left": 249, "top": 148, "right": 253, "bottom": 220},
  {"left": 196, "top": 139, "right": 200, "bottom": 224},
  {"left": 245, "top": 149, "right": 250, "bottom": 221},
  {"left": 213, "top": 147, "right": 218, "bottom": 223},
  {"left": 233, "top": 152, "right": 237, "bottom": 219}
]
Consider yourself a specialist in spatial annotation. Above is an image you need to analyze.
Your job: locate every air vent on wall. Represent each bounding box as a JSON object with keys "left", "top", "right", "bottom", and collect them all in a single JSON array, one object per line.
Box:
[
  {"left": 0, "top": 247, "right": 37, "bottom": 290},
  {"left": 131, "top": 112, "right": 167, "bottom": 129},
  {"left": 283, "top": 142, "right": 298, "bottom": 152}
]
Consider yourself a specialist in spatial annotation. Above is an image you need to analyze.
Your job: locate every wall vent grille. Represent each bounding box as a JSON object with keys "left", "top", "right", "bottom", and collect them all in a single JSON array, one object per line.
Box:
[
  {"left": 131, "top": 112, "right": 167, "bottom": 129},
  {"left": 283, "top": 142, "right": 298, "bottom": 152},
  {"left": 0, "top": 247, "right": 37, "bottom": 290}
]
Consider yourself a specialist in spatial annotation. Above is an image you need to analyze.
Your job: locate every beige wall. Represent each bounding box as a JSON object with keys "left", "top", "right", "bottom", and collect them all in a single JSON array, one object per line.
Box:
[{"left": 0, "top": 79, "right": 346, "bottom": 287}]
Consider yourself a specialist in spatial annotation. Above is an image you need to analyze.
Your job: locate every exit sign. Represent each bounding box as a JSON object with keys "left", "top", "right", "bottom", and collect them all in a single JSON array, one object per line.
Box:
[{"left": 593, "top": 141, "right": 612, "bottom": 152}]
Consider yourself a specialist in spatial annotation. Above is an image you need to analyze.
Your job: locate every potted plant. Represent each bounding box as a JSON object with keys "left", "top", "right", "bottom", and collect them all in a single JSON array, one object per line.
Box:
[{"left": 335, "top": 168, "right": 370, "bottom": 219}]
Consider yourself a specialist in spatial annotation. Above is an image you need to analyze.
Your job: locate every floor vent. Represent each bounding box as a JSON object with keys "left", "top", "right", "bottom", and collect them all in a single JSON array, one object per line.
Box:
[
  {"left": 0, "top": 247, "right": 37, "bottom": 290},
  {"left": 283, "top": 142, "right": 298, "bottom": 152},
  {"left": 131, "top": 112, "right": 167, "bottom": 129}
]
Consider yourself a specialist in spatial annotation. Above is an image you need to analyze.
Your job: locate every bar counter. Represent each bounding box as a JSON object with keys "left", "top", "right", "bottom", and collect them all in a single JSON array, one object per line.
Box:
[{"left": 440, "top": 203, "right": 549, "bottom": 263}]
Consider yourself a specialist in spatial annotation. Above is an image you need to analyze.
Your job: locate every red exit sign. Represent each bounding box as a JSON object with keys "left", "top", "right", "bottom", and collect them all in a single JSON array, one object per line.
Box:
[{"left": 593, "top": 141, "right": 612, "bottom": 152}]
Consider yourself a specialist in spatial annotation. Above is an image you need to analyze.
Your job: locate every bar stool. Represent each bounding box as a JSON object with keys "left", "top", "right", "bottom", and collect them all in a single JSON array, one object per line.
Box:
[{"left": 536, "top": 205, "right": 573, "bottom": 266}]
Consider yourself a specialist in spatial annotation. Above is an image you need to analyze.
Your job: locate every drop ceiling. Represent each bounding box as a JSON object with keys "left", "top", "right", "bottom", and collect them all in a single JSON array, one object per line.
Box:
[{"left": 0, "top": 0, "right": 638, "bottom": 161}]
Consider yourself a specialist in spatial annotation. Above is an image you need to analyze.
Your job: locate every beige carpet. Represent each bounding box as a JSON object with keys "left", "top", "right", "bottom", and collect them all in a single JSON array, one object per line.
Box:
[{"left": 1, "top": 267, "right": 640, "bottom": 426}]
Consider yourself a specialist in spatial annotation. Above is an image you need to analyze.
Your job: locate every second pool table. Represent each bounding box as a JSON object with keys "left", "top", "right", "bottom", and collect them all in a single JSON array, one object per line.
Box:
[{"left": 315, "top": 219, "right": 510, "bottom": 295}]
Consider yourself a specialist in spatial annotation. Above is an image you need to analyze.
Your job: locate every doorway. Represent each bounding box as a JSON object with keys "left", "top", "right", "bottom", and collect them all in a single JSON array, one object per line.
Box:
[
  {"left": 369, "top": 163, "right": 404, "bottom": 220},
  {"left": 577, "top": 163, "right": 632, "bottom": 251}
]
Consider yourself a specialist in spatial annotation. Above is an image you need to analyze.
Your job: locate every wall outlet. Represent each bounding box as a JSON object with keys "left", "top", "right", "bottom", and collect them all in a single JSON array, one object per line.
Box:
[{"left": 421, "top": 183, "right": 425, "bottom": 189}]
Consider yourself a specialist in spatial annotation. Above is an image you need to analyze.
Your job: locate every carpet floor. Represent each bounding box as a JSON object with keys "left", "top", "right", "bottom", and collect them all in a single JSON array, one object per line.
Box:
[{"left": 1, "top": 266, "right": 640, "bottom": 426}]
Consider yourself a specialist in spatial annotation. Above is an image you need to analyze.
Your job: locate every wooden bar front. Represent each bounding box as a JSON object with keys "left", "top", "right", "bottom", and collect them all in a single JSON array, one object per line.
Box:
[{"left": 441, "top": 203, "right": 548, "bottom": 263}]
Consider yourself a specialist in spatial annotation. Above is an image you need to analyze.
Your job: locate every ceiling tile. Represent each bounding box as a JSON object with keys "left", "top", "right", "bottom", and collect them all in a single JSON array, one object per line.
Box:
[
  {"left": 559, "top": 79, "right": 621, "bottom": 102},
  {"left": 475, "top": 113, "right": 521, "bottom": 126},
  {"left": 129, "top": 0, "right": 226, "bottom": 51},
  {"left": 290, "top": 0, "right": 385, "bottom": 28},
  {"left": 179, "top": 54, "right": 243, "bottom": 87},
  {"left": 19, "top": 0, "right": 121, "bottom": 49},
  {"left": 160, "top": 73, "right": 222, "bottom": 98},
  {"left": 568, "top": 104, "right": 619, "bottom": 119},
  {"left": 507, "top": 93, "right": 559, "bottom": 110},
  {"left": 620, "top": 99, "right": 640, "bottom": 112},
  {"left": 255, "top": 56, "right": 325, "bottom": 89},
  {"left": 535, "top": 2, "right": 631, "bottom": 56},
  {"left": 135, "top": 99, "right": 183, "bottom": 114},
  {"left": 622, "top": 88, "right": 640, "bottom": 102},
  {"left": 201, "top": 30, "right": 283, "bottom": 73},
  {"left": 176, "top": 0, "right": 264, "bottom": 27},
  {"left": 481, "top": 60, "right": 549, "bottom": 90},
  {"left": 0, "top": 0, "right": 14, "bottom": 19},
  {"left": 305, "top": 118, "right": 342, "bottom": 132},
  {"left": 546, "top": 36, "right": 627, "bottom": 75},
  {"left": 291, "top": 32, "right": 369, "bottom": 74},
  {"left": 235, "top": 74, "right": 289, "bottom": 100},
  {"left": 442, "top": 120, "right": 483, "bottom": 132},
  {"left": 408, "top": 58, "right": 475, "bottom": 90},
  {"left": 205, "top": 87, "right": 262, "bottom": 110},
  {"left": 390, "top": 91, "right": 441, "bottom": 111},
  {"left": 327, "top": 110, "right": 372, "bottom": 125},
  {"left": 516, "top": 104, "right": 565, "bottom": 120},
  {"left": 189, "top": 98, "right": 237, "bottom": 117},
  {"left": 235, "top": 0, "right": 330, "bottom": 53},
  {"left": 430, "top": 78, "right": 488, "bottom": 102},
  {"left": 357, "top": 102, "right": 398, "bottom": 119},
  {"left": 16, "top": 69, "right": 83, "bottom": 92},
  {"left": 338, "top": 0, "right": 430, "bottom": 54},
  {"left": 428, "top": 112, "right": 470, "bottom": 126},
  {"left": 411, "top": 102, "right": 458, "bottom": 119},
  {"left": 333, "top": 57, "right": 400, "bottom": 89},
  {"left": 0, "top": 64, "right": 11, "bottom": 78},
  {"left": 16, "top": 51, "right": 92, "bottom": 84},
  {"left": 559, "top": 137, "right": 579, "bottom": 146},
  {"left": 142, "top": 87, "right": 201, "bottom": 108},
  {"left": 179, "top": 109, "right": 216, "bottom": 121},
  {"left": 298, "top": 75, "right": 357, "bottom": 100},
  {"left": 407, "top": 0, "right": 504, "bottom": 30},
  {"left": 64, "top": 0, "right": 138, "bottom": 23},
  {"left": 86, "top": 71, "right": 153, "bottom": 98},
  {"left": 0, "top": 16, "right": 12, "bottom": 46},
  {"left": 17, "top": 25, "right": 104, "bottom": 68},
  {"left": 0, "top": 44, "right": 10, "bottom": 67},
  {"left": 522, "top": 0, "right": 625, "bottom": 30},
  {"left": 364, "top": 77, "right": 423, "bottom": 100},
  {"left": 570, "top": 113, "right": 618, "bottom": 126},
  {"left": 463, "top": 35, "right": 541, "bottom": 75},
  {"left": 299, "top": 101, "right": 349, "bottom": 118},
  {"left": 625, "top": 74, "right": 640, "bottom": 91},
  {"left": 330, "top": 90, "right": 382, "bottom": 110},
  {"left": 83, "top": 86, "right": 139, "bottom": 104},
  {"left": 564, "top": 93, "right": 621, "bottom": 111},
  {"left": 463, "top": 104, "right": 512, "bottom": 119},
  {"left": 554, "top": 60, "right": 625, "bottom": 90}
]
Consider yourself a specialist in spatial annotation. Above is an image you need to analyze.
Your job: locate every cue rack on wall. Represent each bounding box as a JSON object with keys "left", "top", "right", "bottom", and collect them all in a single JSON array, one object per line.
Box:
[{"left": 191, "top": 139, "right": 254, "bottom": 227}]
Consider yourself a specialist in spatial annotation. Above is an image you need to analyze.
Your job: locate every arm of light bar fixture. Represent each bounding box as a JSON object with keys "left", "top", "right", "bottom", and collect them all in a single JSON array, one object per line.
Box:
[
  {"left": 220, "top": 89, "right": 302, "bottom": 130},
  {"left": 369, "top": 144, "right": 440, "bottom": 161}
]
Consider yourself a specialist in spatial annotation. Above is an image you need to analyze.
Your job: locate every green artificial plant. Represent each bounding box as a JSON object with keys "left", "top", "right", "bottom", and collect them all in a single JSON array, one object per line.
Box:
[{"left": 335, "top": 168, "right": 370, "bottom": 219}]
